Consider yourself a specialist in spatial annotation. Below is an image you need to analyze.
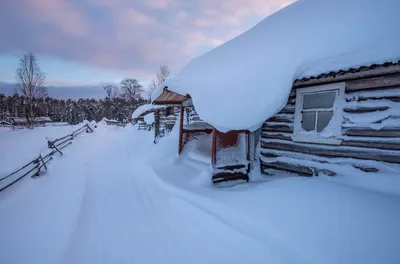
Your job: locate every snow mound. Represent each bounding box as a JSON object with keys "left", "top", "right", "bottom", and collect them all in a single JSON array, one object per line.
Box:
[{"left": 161, "top": 0, "right": 400, "bottom": 132}]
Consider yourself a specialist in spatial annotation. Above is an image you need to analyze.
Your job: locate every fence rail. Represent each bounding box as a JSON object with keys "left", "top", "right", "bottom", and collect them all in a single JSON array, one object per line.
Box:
[{"left": 0, "top": 123, "right": 94, "bottom": 192}]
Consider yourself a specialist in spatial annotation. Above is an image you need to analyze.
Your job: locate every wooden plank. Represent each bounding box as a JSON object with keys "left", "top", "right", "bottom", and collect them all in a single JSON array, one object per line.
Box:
[
  {"left": 268, "top": 115, "right": 294, "bottom": 123},
  {"left": 346, "top": 74, "right": 400, "bottom": 91},
  {"left": 278, "top": 108, "right": 295, "bottom": 114},
  {"left": 212, "top": 172, "right": 249, "bottom": 184},
  {"left": 211, "top": 128, "right": 217, "bottom": 165},
  {"left": 261, "top": 133, "right": 292, "bottom": 141},
  {"left": 262, "top": 125, "right": 293, "bottom": 133},
  {"left": 341, "top": 140, "right": 400, "bottom": 150},
  {"left": 178, "top": 106, "right": 184, "bottom": 154},
  {"left": 261, "top": 141, "right": 400, "bottom": 163},
  {"left": 216, "top": 164, "right": 246, "bottom": 170},
  {"left": 260, "top": 147, "right": 380, "bottom": 174},
  {"left": 260, "top": 161, "right": 314, "bottom": 176},
  {"left": 343, "top": 106, "right": 389, "bottom": 113},
  {"left": 344, "top": 128, "right": 400, "bottom": 137},
  {"left": 182, "top": 129, "right": 213, "bottom": 134}
]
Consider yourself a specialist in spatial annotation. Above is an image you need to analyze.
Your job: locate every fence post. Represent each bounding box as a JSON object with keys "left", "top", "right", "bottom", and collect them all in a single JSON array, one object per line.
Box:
[{"left": 39, "top": 154, "right": 47, "bottom": 171}]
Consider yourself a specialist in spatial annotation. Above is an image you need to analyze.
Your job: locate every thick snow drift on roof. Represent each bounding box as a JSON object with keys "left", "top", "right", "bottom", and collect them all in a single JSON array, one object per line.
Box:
[
  {"left": 131, "top": 104, "right": 165, "bottom": 119},
  {"left": 162, "top": 0, "right": 400, "bottom": 132}
]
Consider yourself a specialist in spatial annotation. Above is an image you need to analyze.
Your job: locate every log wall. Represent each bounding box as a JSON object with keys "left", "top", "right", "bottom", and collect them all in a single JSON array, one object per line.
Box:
[{"left": 260, "top": 73, "right": 400, "bottom": 176}]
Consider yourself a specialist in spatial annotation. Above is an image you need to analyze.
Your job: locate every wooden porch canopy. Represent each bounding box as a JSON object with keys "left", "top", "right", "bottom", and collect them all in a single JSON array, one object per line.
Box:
[{"left": 152, "top": 87, "right": 189, "bottom": 105}]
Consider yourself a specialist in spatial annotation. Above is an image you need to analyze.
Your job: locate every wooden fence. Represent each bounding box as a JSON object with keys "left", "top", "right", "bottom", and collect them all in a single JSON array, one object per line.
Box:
[{"left": 0, "top": 124, "right": 94, "bottom": 192}]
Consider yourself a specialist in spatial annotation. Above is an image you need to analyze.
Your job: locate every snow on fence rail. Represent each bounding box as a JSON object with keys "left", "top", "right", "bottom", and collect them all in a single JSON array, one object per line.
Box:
[{"left": 0, "top": 124, "right": 94, "bottom": 192}]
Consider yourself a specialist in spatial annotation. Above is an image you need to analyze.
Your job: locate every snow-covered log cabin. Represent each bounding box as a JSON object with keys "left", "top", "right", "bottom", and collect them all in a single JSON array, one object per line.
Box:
[
  {"left": 132, "top": 100, "right": 180, "bottom": 141},
  {"left": 261, "top": 61, "right": 400, "bottom": 176},
  {"left": 151, "top": 0, "right": 400, "bottom": 183}
]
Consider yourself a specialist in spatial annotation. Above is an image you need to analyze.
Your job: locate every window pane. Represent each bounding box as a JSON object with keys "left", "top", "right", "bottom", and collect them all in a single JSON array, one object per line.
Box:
[
  {"left": 303, "top": 91, "right": 336, "bottom": 109},
  {"left": 302, "top": 111, "right": 316, "bottom": 131},
  {"left": 317, "top": 111, "right": 334, "bottom": 132}
]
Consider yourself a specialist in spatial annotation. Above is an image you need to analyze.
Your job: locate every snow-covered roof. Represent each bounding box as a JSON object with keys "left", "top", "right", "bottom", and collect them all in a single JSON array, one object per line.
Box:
[
  {"left": 159, "top": 0, "right": 400, "bottom": 132},
  {"left": 131, "top": 104, "right": 165, "bottom": 119},
  {"left": 9, "top": 117, "right": 52, "bottom": 123},
  {"left": 102, "top": 117, "right": 118, "bottom": 123}
]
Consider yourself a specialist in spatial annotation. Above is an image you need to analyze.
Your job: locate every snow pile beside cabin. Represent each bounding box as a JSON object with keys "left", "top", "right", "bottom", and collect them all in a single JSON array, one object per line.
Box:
[{"left": 161, "top": 0, "right": 400, "bottom": 132}]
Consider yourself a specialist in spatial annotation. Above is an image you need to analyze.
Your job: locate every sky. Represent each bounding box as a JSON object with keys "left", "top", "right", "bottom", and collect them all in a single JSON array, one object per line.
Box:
[{"left": 0, "top": 0, "right": 294, "bottom": 89}]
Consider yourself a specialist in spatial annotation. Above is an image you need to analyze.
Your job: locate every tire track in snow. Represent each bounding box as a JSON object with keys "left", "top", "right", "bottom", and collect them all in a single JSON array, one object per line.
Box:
[{"left": 62, "top": 129, "right": 185, "bottom": 263}]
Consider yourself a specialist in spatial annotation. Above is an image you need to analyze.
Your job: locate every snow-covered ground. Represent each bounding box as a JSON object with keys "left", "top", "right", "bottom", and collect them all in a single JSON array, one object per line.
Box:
[
  {"left": 0, "top": 124, "right": 86, "bottom": 176},
  {"left": 0, "top": 124, "right": 399, "bottom": 264}
]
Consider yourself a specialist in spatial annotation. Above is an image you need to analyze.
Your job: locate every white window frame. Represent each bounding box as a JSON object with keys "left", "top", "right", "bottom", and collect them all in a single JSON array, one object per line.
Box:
[{"left": 291, "top": 82, "right": 345, "bottom": 145}]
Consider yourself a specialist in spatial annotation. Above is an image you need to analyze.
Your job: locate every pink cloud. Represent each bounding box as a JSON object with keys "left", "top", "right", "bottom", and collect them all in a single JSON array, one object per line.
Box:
[
  {"left": 23, "top": 0, "right": 90, "bottom": 37},
  {"left": 0, "top": 0, "right": 295, "bottom": 81}
]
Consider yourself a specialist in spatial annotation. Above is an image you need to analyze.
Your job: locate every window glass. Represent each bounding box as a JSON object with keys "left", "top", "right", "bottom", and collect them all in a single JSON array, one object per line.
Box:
[
  {"left": 303, "top": 91, "right": 336, "bottom": 109},
  {"left": 316, "top": 111, "right": 333, "bottom": 132},
  {"left": 302, "top": 111, "right": 316, "bottom": 131}
]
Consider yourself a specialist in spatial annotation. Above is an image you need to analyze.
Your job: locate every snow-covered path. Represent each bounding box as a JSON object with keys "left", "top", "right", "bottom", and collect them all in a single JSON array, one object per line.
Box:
[
  {"left": 61, "top": 127, "right": 286, "bottom": 264},
  {"left": 1, "top": 125, "right": 400, "bottom": 264}
]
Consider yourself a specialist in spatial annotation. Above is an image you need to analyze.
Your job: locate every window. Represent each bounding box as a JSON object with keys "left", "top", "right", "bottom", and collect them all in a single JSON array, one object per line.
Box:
[{"left": 292, "top": 82, "right": 345, "bottom": 145}]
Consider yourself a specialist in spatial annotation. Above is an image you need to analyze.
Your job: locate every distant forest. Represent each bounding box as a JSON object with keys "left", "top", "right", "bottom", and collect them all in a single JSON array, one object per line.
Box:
[
  {"left": 0, "top": 90, "right": 148, "bottom": 124},
  {"left": 1, "top": 52, "right": 170, "bottom": 125}
]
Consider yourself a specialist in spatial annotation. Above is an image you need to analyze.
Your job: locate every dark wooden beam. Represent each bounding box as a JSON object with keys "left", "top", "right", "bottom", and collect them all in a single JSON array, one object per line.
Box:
[
  {"left": 341, "top": 140, "right": 400, "bottom": 151},
  {"left": 261, "top": 133, "right": 292, "bottom": 141},
  {"left": 343, "top": 106, "right": 389, "bottom": 113},
  {"left": 261, "top": 141, "right": 400, "bottom": 163},
  {"left": 262, "top": 125, "right": 293, "bottom": 133},
  {"left": 211, "top": 128, "right": 217, "bottom": 165},
  {"left": 346, "top": 74, "right": 400, "bottom": 91},
  {"left": 344, "top": 128, "right": 400, "bottom": 137},
  {"left": 178, "top": 106, "right": 184, "bottom": 154},
  {"left": 260, "top": 161, "right": 314, "bottom": 176}
]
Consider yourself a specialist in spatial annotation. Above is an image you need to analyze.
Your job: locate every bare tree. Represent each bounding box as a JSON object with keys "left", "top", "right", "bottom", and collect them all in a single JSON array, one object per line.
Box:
[
  {"left": 147, "top": 64, "right": 170, "bottom": 98},
  {"left": 103, "top": 84, "right": 119, "bottom": 99},
  {"left": 157, "top": 64, "right": 170, "bottom": 84},
  {"left": 15, "top": 52, "right": 47, "bottom": 126},
  {"left": 120, "top": 78, "right": 143, "bottom": 102}
]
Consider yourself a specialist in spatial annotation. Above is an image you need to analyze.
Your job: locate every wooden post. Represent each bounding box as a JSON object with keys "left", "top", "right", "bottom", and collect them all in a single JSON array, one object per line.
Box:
[
  {"left": 178, "top": 106, "right": 184, "bottom": 154},
  {"left": 211, "top": 128, "right": 217, "bottom": 165},
  {"left": 39, "top": 155, "right": 47, "bottom": 171}
]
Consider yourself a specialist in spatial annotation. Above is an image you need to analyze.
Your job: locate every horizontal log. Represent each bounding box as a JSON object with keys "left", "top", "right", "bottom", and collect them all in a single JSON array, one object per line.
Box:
[
  {"left": 277, "top": 105, "right": 295, "bottom": 114},
  {"left": 260, "top": 148, "right": 381, "bottom": 174},
  {"left": 216, "top": 164, "right": 246, "bottom": 171},
  {"left": 346, "top": 74, "right": 400, "bottom": 91},
  {"left": 182, "top": 129, "right": 213, "bottom": 134},
  {"left": 344, "top": 128, "right": 400, "bottom": 137},
  {"left": 343, "top": 106, "right": 389, "bottom": 113},
  {"left": 261, "top": 162, "right": 314, "bottom": 176},
  {"left": 262, "top": 125, "right": 293, "bottom": 133},
  {"left": 346, "top": 87, "right": 400, "bottom": 101},
  {"left": 358, "top": 96, "right": 400, "bottom": 103},
  {"left": 352, "top": 165, "right": 379, "bottom": 173},
  {"left": 278, "top": 109, "right": 295, "bottom": 114},
  {"left": 341, "top": 140, "right": 400, "bottom": 151},
  {"left": 268, "top": 115, "right": 294, "bottom": 123},
  {"left": 261, "top": 141, "right": 400, "bottom": 163},
  {"left": 212, "top": 172, "right": 249, "bottom": 184},
  {"left": 261, "top": 133, "right": 292, "bottom": 141}
]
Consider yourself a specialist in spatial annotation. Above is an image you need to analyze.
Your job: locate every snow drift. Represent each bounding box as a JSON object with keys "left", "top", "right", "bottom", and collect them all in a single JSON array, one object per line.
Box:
[{"left": 161, "top": 0, "right": 400, "bottom": 132}]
